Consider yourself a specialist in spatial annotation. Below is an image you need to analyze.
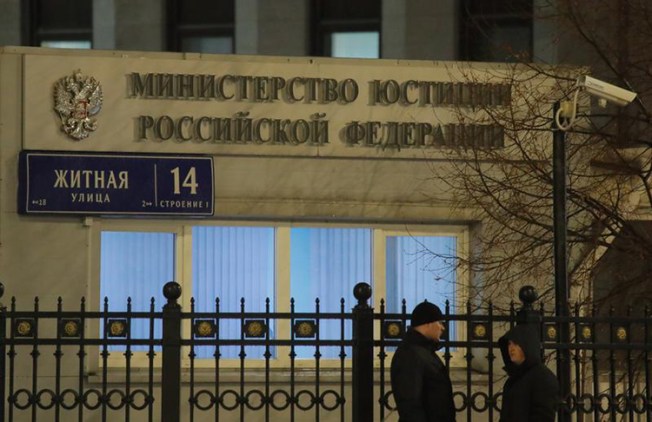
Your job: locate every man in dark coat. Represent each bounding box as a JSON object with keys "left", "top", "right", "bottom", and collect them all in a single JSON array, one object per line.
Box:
[
  {"left": 498, "top": 324, "right": 559, "bottom": 422},
  {"left": 390, "top": 301, "right": 456, "bottom": 422}
]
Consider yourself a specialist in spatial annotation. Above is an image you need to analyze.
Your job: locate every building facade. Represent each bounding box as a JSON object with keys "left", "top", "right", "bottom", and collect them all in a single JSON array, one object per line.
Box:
[
  {"left": 1, "top": 1, "right": 651, "bottom": 421},
  {"left": 0, "top": 39, "right": 562, "bottom": 419},
  {"left": 1, "top": 0, "right": 565, "bottom": 63}
]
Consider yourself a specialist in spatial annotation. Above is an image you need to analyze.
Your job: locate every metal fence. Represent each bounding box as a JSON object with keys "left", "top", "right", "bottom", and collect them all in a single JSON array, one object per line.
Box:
[{"left": 0, "top": 281, "right": 651, "bottom": 422}]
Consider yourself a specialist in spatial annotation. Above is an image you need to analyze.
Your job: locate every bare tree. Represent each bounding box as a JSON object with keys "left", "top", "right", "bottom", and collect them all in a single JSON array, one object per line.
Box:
[{"left": 438, "top": 0, "right": 652, "bottom": 313}]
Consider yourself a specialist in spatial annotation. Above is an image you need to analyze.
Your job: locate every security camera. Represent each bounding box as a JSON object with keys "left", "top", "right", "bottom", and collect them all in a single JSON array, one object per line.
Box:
[{"left": 576, "top": 75, "right": 636, "bottom": 107}]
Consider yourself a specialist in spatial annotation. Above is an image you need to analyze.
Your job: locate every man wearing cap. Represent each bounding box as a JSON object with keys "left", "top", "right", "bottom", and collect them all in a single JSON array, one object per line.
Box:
[{"left": 390, "top": 301, "right": 456, "bottom": 422}]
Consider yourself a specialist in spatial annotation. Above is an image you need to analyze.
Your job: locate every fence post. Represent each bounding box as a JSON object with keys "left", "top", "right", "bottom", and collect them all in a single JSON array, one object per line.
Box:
[
  {"left": 0, "top": 282, "right": 5, "bottom": 422},
  {"left": 161, "top": 281, "right": 182, "bottom": 422},
  {"left": 516, "top": 285, "right": 541, "bottom": 326},
  {"left": 352, "top": 282, "right": 373, "bottom": 422}
]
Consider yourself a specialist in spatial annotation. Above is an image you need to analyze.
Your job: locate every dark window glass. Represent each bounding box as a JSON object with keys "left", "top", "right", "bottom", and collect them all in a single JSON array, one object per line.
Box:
[
  {"left": 312, "top": 0, "right": 381, "bottom": 58},
  {"left": 23, "top": 0, "right": 92, "bottom": 48},
  {"left": 167, "top": 0, "right": 235, "bottom": 54},
  {"left": 318, "top": 0, "right": 380, "bottom": 21},
  {"left": 177, "top": 1, "right": 234, "bottom": 25},
  {"left": 464, "top": 0, "right": 532, "bottom": 14},
  {"left": 38, "top": 1, "right": 91, "bottom": 29},
  {"left": 460, "top": 0, "right": 533, "bottom": 62}
]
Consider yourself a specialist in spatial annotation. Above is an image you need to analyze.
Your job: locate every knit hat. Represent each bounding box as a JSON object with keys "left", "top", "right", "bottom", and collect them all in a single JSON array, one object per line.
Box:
[{"left": 411, "top": 301, "right": 444, "bottom": 327}]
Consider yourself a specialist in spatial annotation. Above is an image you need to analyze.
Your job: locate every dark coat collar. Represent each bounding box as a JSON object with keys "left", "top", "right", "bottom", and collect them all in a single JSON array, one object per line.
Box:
[{"left": 404, "top": 327, "right": 441, "bottom": 352}]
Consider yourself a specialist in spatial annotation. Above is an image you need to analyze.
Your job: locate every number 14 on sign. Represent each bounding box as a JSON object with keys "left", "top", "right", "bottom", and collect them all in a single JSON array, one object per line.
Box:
[{"left": 170, "top": 167, "right": 198, "bottom": 195}]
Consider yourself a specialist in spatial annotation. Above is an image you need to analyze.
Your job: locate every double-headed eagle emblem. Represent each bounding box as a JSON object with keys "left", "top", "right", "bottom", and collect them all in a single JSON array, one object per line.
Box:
[{"left": 53, "top": 70, "right": 103, "bottom": 140}]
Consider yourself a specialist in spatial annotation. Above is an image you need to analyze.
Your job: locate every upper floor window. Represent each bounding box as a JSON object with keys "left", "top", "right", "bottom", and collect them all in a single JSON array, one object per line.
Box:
[
  {"left": 311, "top": 0, "right": 381, "bottom": 59},
  {"left": 460, "top": 0, "right": 533, "bottom": 62},
  {"left": 167, "top": 0, "right": 235, "bottom": 54},
  {"left": 22, "top": 0, "right": 92, "bottom": 48}
]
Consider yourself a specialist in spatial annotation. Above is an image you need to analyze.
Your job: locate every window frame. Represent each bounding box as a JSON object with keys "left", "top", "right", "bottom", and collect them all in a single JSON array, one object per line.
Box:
[
  {"left": 459, "top": 0, "right": 533, "bottom": 62},
  {"left": 310, "top": 0, "right": 381, "bottom": 58},
  {"left": 88, "top": 221, "right": 184, "bottom": 371},
  {"left": 166, "top": 0, "right": 235, "bottom": 54},
  {"left": 22, "top": 0, "right": 92, "bottom": 48},
  {"left": 90, "top": 219, "right": 469, "bottom": 369}
]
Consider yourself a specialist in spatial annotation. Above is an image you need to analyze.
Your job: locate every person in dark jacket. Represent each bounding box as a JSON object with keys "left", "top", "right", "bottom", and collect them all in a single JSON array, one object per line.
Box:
[
  {"left": 390, "top": 301, "right": 456, "bottom": 422},
  {"left": 498, "top": 324, "right": 559, "bottom": 422}
]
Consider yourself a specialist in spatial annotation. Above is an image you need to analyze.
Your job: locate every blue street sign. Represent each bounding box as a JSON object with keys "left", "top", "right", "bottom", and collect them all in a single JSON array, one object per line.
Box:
[{"left": 18, "top": 151, "right": 214, "bottom": 216}]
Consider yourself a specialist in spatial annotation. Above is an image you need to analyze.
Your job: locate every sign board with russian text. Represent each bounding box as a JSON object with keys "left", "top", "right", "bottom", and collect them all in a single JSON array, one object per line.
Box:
[
  {"left": 18, "top": 50, "right": 533, "bottom": 160},
  {"left": 18, "top": 151, "right": 214, "bottom": 216}
]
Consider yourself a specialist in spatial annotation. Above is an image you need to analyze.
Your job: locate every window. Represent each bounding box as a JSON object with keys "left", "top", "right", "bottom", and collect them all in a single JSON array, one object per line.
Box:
[
  {"left": 167, "top": 0, "right": 235, "bottom": 54},
  {"left": 40, "top": 40, "right": 92, "bottom": 49},
  {"left": 192, "top": 226, "right": 275, "bottom": 358},
  {"left": 96, "top": 223, "right": 465, "bottom": 365},
  {"left": 460, "top": 0, "right": 533, "bottom": 62},
  {"left": 100, "top": 232, "right": 174, "bottom": 351},
  {"left": 385, "top": 235, "right": 457, "bottom": 340},
  {"left": 22, "top": 0, "right": 92, "bottom": 48},
  {"left": 291, "top": 228, "right": 372, "bottom": 358},
  {"left": 330, "top": 32, "right": 380, "bottom": 59},
  {"left": 311, "top": 0, "right": 381, "bottom": 58}
]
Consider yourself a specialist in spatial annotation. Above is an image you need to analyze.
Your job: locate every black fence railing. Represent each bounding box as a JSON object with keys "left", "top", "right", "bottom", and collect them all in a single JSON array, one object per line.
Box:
[{"left": 1, "top": 281, "right": 651, "bottom": 422}]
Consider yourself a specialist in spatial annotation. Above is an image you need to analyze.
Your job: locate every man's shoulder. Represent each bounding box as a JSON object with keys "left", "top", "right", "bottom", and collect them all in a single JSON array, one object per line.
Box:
[
  {"left": 529, "top": 364, "right": 559, "bottom": 388},
  {"left": 391, "top": 341, "right": 422, "bottom": 363},
  {"left": 394, "top": 336, "right": 426, "bottom": 353},
  {"left": 535, "top": 362, "right": 557, "bottom": 377}
]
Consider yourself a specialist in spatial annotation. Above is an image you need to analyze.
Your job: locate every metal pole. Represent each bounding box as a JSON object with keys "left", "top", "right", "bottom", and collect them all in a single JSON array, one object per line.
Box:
[
  {"left": 351, "top": 282, "right": 373, "bottom": 422},
  {"left": 0, "top": 282, "right": 5, "bottom": 422},
  {"left": 162, "top": 281, "right": 182, "bottom": 422},
  {"left": 552, "top": 101, "right": 571, "bottom": 422}
]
